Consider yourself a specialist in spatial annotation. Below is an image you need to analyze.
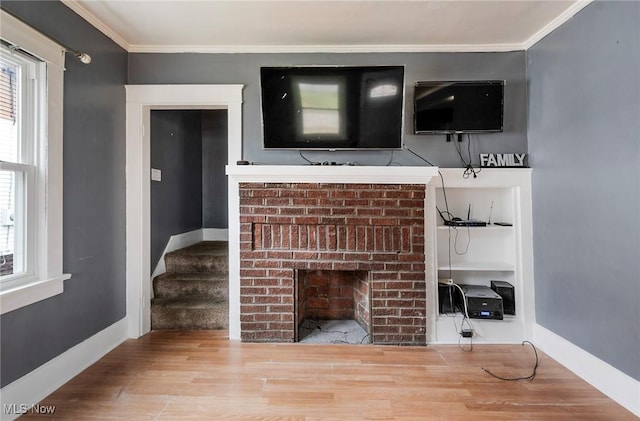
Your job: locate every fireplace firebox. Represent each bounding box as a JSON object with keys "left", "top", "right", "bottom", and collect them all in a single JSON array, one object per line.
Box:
[{"left": 296, "top": 269, "right": 370, "bottom": 343}]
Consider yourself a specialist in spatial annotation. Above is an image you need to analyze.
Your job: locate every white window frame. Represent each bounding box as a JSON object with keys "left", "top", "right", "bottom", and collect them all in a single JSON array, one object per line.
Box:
[{"left": 0, "top": 10, "right": 70, "bottom": 314}]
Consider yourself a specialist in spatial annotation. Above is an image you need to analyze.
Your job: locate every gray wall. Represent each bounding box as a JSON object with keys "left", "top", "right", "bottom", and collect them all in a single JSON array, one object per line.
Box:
[
  {"left": 528, "top": 1, "right": 640, "bottom": 381},
  {"left": 0, "top": 1, "right": 127, "bottom": 387},
  {"left": 202, "top": 110, "right": 229, "bottom": 228},
  {"left": 151, "top": 110, "right": 204, "bottom": 269},
  {"left": 129, "top": 52, "right": 528, "bottom": 168}
]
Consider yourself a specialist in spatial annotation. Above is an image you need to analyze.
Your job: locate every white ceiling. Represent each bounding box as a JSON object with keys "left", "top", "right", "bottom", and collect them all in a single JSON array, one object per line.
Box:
[{"left": 62, "top": 0, "right": 591, "bottom": 53}]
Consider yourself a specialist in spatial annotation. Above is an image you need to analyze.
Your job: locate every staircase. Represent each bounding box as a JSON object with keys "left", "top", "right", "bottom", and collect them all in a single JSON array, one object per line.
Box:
[{"left": 151, "top": 241, "right": 229, "bottom": 330}]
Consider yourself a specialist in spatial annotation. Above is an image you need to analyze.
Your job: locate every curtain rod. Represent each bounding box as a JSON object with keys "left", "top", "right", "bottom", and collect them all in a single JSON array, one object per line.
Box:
[{"left": 1, "top": 8, "right": 91, "bottom": 64}]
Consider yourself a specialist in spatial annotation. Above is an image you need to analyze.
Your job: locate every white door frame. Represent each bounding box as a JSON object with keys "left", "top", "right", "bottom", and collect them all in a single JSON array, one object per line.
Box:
[{"left": 125, "top": 84, "right": 243, "bottom": 338}]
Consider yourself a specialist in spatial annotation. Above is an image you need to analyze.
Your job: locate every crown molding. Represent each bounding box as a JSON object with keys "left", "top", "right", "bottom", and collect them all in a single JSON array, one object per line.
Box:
[
  {"left": 128, "top": 43, "right": 525, "bottom": 54},
  {"left": 523, "top": 0, "right": 592, "bottom": 49},
  {"left": 60, "top": 0, "right": 130, "bottom": 51}
]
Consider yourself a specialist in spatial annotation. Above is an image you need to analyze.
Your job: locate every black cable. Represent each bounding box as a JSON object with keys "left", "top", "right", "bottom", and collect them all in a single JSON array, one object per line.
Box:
[
  {"left": 405, "top": 145, "right": 436, "bottom": 166},
  {"left": 439, "top": 171, "right": 450, "bottom": 215},
  {"left": 464, "top": 133, "right": 482, "bottom": 179},
  {"left": 299, "top": 150, "right": 316, "bottom": 165},
  {"left": 404, "top": 146, "right": 451, "bottom": 215},
  {"left": 453, "top": 134, "right": 482, "bottom": 179},
  {"left": 482, "top": 341, "right": 539, "bottom": 381},
  {"left": 385, "top": 150, "right": 395, "bottom": 166}
]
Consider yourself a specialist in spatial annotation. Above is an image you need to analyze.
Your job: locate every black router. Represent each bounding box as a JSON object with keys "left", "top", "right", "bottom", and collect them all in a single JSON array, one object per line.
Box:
[{"left": 437, "top": 206, "right": 487, "bottom": 227}]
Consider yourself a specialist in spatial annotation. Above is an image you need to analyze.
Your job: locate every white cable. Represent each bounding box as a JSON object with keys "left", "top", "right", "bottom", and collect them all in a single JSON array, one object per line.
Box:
[
  {"left": 452, "top": 282, "right": 474, "bottom": 331},
  {"left": 453, "top": 226, "right": 471, "bottom": 255}
]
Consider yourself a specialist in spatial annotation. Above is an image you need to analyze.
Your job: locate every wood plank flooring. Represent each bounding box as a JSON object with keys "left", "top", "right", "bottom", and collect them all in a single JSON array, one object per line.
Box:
[{"left": 21, "top": 330, "right": 636, "bottom": 420}]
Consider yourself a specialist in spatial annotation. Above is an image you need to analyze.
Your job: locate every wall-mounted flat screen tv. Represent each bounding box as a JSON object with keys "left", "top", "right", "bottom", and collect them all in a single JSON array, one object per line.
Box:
[
  {"left": 414, "top": 80, "right": 504, "bottom": 134},
  {"left": 261, "top": 66, "right": 404, "bottom": 150}
]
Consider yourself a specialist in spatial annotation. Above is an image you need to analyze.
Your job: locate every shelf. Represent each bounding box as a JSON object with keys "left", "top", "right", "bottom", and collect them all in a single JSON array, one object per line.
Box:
[
  {"left": 428, "top": 169, "right": 533, "bottom": 345},
  {"left": 437, "top": 262, "right": 515, "bottom": 272},
  {"left": 434, "top": 313, "right": 525, "bottom": 344},
  {"left": 438, "top": 311, "right": 517, "bottom": 318},
  {"left": 437, "top": 225, "right": 513, "bottom": 232}
]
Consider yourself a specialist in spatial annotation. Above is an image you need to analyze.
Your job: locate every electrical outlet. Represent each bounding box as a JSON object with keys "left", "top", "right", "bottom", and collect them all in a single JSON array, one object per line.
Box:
[{"left": 461, "top": 329, "right": 474, "bottom": 338}]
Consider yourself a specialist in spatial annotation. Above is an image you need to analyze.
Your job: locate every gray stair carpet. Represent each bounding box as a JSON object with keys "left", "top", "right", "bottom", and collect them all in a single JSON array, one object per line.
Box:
[{"left": 151, "top": 241, "right": 229, "bottom": 330}]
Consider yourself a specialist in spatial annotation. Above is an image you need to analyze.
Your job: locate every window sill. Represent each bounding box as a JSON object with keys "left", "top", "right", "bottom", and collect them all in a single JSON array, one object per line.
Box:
[{"left": 0, "top": 274, "right": 71, "bottom": 315}]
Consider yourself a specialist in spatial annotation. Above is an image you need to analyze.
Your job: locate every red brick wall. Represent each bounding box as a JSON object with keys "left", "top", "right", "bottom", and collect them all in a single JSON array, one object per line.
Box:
[
  {"left": 239, "top": 183, "right": 426, "bottom": 345},
  {"left": 297, "top": 269, "right": 367, "bottom": 330},
  {"left": 353, "top": 270, "right": 370, "bottom": 334}
]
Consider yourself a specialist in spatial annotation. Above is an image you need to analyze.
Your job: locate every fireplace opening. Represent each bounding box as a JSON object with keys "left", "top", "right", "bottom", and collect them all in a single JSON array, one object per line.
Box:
[{"left": 295, "top": 269, "right": 371, "bottom": 344}]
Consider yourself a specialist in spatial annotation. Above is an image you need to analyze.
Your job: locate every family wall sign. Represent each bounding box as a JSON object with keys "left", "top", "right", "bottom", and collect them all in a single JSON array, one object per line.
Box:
[{"left": 479, "top": 153, "right": 528, "bottom": 168}]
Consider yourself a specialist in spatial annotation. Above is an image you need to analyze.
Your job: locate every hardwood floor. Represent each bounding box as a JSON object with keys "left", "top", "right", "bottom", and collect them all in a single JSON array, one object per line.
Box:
[{"left": 22, "top": 330, "right": 636, "bottom": 420}]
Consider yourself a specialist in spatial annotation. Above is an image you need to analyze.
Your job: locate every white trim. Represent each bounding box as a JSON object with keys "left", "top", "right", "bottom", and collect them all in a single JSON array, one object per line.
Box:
[
  {"left": 203, "top": 228, "right": 229, "bottom": 242},
  {"left": 0, "top": 275, "right": 69, "bottom": 315},
  {"left": 226, "top": 165, "right": 439, "bottom": 184},
  {"left": 0, "top": 10, "right": 70, "bottom": 313},
  {"left": 227, "top": 165, "right": 439, "bottom": 342},
  {"left": 128, "top": 43, "right": 525, "bottom": 54},
  {"left": 0, "top": 317, "right": 128, "bottom": 421},
  {"left": 59, "top": 0, "right": 130, "bottom": 51},
  {"left": 522, "top": 0, "right": 593, "bottom": 49},
  {"left": 228, "top": 178, "right": 241, "bottom": 340},
  {"left": 0, "top": 11, "right": 64, "bottom": 66},
  {"left": 150, "top": 229, "right": 204, "bottom": 280},
  {"left": 126, "top": 84, "right": 243, "bottom": 339},
  {"left": 150, "top": 229, "right": 229, "bottom": 280},
  {"left": 534, "top": 324, "right": 640, "bottom": 417}
]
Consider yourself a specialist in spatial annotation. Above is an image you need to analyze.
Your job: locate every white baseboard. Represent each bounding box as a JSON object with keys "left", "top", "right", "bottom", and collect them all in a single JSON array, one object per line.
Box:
[
  {"left": 151, "top": 228, "right": 229, "bottom": 280},
  {"left": 534, "top": 324, "right": 640, "bottom": 416},
  {"left": 151, "top": 229, "right": 203, "bottom": 280},
  {"left": 0, "top": 317, "right": 129, "bottom": 420},
  {"left": 203, "top": 228, "right": 229, "bottom": 241}
]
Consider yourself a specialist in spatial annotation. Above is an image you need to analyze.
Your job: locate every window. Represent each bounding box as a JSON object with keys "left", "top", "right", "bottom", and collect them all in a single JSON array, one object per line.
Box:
[
  {"left": 0, "top": 10, "right": 69, "bottom": 314},
  {"left": 1, "top": 45, "right": 38, "bottom": 283}
]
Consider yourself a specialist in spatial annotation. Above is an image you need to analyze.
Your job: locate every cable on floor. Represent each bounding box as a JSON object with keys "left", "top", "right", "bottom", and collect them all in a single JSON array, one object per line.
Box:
[{"left": 482, "top": 340, "right": 539, "bottom": 381}]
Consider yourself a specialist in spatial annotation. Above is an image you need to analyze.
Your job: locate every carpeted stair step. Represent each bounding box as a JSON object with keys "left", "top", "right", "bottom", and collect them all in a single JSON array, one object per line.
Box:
[
  {"left": 153, "top": 272, "right": 228, "bottom": 300},
  {"left": 165, "top": 241, "right": 228, "bottom": 273},
  {"left": 151, "top": 297, "right": 228, "bottom": 330},
  {"left": 151, "top": 241, "right": 229, "bottom": 331}
]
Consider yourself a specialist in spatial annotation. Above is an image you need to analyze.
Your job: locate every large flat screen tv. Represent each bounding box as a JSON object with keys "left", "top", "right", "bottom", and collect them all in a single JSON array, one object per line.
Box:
[
  {"left": 414, "top": 80, "right": 504, "bottom": 134},
  {"left": 261, "top": 66, "right": 404, "bottom": 150}
]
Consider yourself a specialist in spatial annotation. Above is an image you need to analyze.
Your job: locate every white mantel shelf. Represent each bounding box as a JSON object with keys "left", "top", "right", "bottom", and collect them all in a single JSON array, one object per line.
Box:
[{"left": 226, "top": 165, "right": 439, "bottom": 184}]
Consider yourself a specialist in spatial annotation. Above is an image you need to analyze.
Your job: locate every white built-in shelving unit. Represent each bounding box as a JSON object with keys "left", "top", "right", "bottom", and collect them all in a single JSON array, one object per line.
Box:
[{"left": 426, "top": 168, "right": 534, "bottom": 344}]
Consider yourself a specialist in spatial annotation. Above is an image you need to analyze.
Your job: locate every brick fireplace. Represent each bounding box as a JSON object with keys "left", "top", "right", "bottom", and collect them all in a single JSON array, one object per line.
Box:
[{"left": 238, "top": 181, "right": 428, "bottom": 345}]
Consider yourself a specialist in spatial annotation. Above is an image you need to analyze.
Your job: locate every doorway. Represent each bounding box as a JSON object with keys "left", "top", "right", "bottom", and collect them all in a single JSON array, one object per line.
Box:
[
  {"left": 149, "top": 109, "right": 229, "bottom": 330},
  {"left": 125, "top": 84, "right": 243, "bottom": 339},
  {"left": 150, "top": 109, "right": 228, "bottom": 271}
]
